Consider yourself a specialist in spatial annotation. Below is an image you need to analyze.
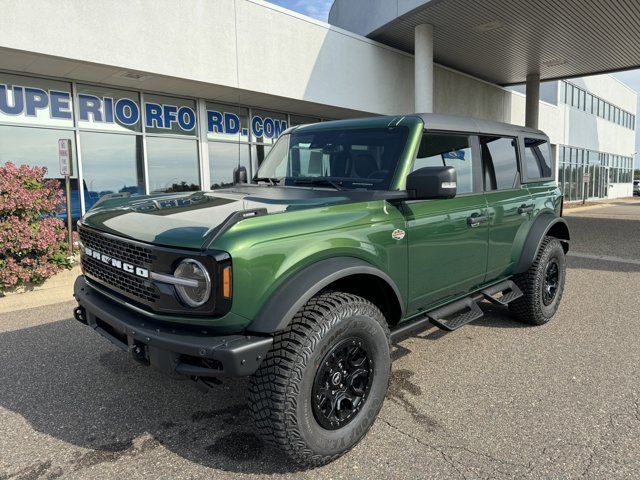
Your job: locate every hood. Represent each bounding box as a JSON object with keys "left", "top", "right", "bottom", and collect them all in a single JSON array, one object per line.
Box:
[{"left": 80, "top": 185, "right": 395, "bottom": 250}]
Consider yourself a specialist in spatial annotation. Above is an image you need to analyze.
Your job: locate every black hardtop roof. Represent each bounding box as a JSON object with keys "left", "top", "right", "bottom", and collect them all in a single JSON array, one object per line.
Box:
[
  {"left": 291, "top": 114, "right": 547, "bottom": 139},
  {"left": 417, "top": 113, "right": 547, "bottom": 137}
]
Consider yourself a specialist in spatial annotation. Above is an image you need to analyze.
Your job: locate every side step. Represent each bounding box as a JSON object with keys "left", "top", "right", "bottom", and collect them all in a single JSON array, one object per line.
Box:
[
  {"left": 481, "top": 280, "right": 523, "bottom": 306},
  {"left": 427, "top": 297, "right": 484, "bottom": 331}
]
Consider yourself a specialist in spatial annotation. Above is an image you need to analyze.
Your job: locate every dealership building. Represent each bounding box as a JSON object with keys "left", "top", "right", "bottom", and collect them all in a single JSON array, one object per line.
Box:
[{"left": 0, "top": 0, "right": 638, "bottom": 214}]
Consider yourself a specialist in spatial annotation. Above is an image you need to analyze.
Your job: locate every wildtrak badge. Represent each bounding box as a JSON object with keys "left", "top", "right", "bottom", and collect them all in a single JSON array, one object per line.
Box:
[{"left": 82, "top": 246, "right": 149, "bottom": 279}]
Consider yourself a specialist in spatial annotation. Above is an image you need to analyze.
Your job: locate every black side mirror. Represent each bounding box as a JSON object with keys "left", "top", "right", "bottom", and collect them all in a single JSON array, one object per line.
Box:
[
  {"left": 406, "top": 166, "right": 457, "bottom": 200},
  {"left": 233, "top": 166, "right": 248, "bottom": 184}
]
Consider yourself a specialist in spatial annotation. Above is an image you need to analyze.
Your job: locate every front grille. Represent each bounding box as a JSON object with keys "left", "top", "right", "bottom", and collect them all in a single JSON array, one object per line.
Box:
[
  {"left": 79, "top": 227, "right": 160, "bottom": 304},
  {"left": 79, "top": 228, "right": 156, "bottom": 267}
]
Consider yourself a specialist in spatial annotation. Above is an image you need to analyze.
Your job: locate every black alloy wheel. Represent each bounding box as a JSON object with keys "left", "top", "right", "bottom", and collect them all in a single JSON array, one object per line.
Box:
[{"left": 312, "top": 337, "right": 373, "bottom": 430}]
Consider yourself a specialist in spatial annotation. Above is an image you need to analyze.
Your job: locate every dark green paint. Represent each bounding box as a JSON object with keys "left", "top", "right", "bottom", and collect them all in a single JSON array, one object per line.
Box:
[{"left": 80, "top": 115, "right": 563, "bottom": 334}]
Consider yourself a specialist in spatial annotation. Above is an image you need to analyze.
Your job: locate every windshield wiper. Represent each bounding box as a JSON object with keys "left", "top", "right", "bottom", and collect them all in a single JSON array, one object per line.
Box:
[
  {"left": 293, "top": 178, "right": 344, "bottom": 190},
  {"left": 254, "top": 177, "right": 281, "bottom": 186}
]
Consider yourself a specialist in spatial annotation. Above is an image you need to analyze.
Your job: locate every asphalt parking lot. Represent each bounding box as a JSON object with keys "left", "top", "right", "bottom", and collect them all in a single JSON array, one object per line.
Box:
[{"left": 1, "top": 199, "right": 639, "bottom": 479}]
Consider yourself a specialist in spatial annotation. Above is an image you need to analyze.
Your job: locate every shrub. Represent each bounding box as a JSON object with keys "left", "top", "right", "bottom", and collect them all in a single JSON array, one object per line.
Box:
[{"left": 0, "top": 162, "right": 75, "bottom": 291}]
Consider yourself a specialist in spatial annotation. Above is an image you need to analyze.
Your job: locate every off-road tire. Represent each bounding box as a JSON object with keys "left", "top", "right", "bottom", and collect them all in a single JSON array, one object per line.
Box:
[
  {"left": 509, "top": 236, "right": 566, "bottom": 325},
  {"left": 248, "top": 291, "right": 391, "bottom": 467}
]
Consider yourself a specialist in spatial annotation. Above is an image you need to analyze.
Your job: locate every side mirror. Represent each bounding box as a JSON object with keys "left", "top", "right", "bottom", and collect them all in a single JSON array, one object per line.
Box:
[
  {"left": 233, "top": 166, "right": 248, "bottom": 184},
  {"left": 406, "top": 166, "right": 457, "bottom": 200}
]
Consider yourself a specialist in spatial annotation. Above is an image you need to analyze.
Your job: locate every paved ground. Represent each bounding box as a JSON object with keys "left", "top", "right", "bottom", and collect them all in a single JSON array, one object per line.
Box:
[{"left": 1, "top": 199, "right": 639, "bottom": 479}]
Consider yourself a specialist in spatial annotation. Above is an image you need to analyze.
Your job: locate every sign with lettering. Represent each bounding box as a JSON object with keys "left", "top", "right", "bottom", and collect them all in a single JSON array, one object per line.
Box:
[
  {"left": 0, "top": 84, "right": 288, "bottom": 140},
  {"left": 58, "top": 139, "right": 72, "bottom": 176}
]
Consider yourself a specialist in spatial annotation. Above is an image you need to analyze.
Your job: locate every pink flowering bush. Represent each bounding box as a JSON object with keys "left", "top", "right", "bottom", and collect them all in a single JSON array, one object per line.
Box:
[{"left": 0, "top": 162, "right": 74, "bottom": 290}]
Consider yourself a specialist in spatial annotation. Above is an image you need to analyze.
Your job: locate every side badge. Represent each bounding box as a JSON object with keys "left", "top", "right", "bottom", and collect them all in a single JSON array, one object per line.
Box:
[{"left": 392, "top": 229, "right": 406, "bottom": 240}]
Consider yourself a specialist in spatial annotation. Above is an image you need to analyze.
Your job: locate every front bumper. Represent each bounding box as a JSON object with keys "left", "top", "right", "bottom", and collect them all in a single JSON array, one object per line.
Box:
[{"left": 73, "top": 276, "right": 272, "bottom": 378}]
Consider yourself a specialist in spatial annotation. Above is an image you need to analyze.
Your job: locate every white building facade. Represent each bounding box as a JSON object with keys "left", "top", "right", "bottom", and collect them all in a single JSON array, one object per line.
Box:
[{"left": 0, "top": 0, "right": 635, "bottom": 215}]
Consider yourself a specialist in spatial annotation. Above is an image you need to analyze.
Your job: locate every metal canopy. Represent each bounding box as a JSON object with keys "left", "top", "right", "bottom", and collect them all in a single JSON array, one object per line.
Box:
[{"left": 332, "top": 0, "right": 640, "bottom": 85}]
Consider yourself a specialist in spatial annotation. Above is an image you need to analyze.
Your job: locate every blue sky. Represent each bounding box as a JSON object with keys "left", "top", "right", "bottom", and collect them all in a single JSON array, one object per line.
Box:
[
  {"left": 265, "top": 0, "right": 333, "bottom": 21},
  {"left": 266, "top": 0, "right": 640, "bottom": 168}
]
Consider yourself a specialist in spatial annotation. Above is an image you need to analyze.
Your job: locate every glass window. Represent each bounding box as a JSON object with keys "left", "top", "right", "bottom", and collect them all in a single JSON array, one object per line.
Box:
[
  {"left": 209, "top": 142, "right": 251, "bottom": 190},
  {"left": 0, "top": 124, "right": 80, "bottom": 218},
  {"left": 480, "top": 136, "right": 519, "bottom": 191},
  {"left": 146, "top": 137, "right": 200, "bottom": 193},
  {"left": 572, "top": 85, "right": 579, "bottom": 108},
  {"left": 250, "top": 109, "right": 288, "bottom": 145},
  {"left": 524, "top": 138, "right": 553, "bottom": 179},
  {"left": 0, "top": 72, "right": 73, "bottom": 128},
  {"left": 205, "top": 102, "right": 249, "bottom": 143},
  {"left": 251, "top": 143, "right": 271, "bottom": 174},
  {"left": 80, "top": 132, "right": 144, "bottom": 207},
  {"left": 77, "top": 84, "right": 141, "bottom": 133},
  {"left": 144, "top": 94, "right": 197, "bottom": 136},
  {"left": 413, "top": 133, "right": 474, "bottom": 194},
  {"left": 256, "top": 126, "right": 409, "bottom": 190}
]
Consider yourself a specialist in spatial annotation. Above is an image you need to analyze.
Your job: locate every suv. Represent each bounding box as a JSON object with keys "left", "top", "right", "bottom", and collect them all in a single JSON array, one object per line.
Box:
[
  {"left": 73, "top": 114, "right": 569, "bottom": 466},
  {"left": 634, "top": 179, "right": 639, "bottom": 196}
]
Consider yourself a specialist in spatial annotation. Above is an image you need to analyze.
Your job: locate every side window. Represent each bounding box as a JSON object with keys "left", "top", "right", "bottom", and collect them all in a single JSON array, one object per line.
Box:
[
  {"left": 414, "top": 133, "right": 474, "bottom": 194},
  {"left": 524, "top": 138, "right": 553, "bottom": 180},
  {"left": 480, "top": 136, "right": 519, "bottom": 191}
]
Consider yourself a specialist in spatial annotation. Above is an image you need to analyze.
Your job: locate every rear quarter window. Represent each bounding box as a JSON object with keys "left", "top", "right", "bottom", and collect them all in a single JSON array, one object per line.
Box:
[{"left": 523, "top": 138, "right": 553, "bottom": 181}]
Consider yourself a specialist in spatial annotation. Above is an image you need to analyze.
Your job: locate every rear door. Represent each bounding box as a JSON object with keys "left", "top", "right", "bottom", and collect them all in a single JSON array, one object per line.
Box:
[
  {"left": 403, "top": 131, "right": 488, "bottom": 315},
  {"left": 480, "top": 135, "right": 534, "bottom": 281}
]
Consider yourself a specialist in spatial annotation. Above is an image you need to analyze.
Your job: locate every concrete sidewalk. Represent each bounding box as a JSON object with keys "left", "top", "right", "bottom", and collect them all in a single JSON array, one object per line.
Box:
[{"left": 0, "top": 266, "right": 80, "bottom": 314}]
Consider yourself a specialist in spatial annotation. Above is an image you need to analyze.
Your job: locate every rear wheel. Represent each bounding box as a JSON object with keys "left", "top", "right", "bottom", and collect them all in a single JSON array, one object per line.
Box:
[
  {"left": 248, "top": 291, "right": 390, "bottom": 467},
  {"left": 510, "top": 237, "right": 566, "bottom": 325}
]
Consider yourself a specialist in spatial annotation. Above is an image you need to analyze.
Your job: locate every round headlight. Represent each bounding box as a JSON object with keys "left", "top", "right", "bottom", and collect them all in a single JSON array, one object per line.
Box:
[{"left": 174, "top": 259, "right": 211, "bottom": 307}]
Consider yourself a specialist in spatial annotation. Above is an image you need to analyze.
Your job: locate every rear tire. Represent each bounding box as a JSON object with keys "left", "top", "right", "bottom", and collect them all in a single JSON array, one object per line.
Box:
[
  {"left": 248, "top": 291, "right": 390, "bottom": 467},
  {"left": 510, "top": 237, "right": 566, "bottom": 325}
]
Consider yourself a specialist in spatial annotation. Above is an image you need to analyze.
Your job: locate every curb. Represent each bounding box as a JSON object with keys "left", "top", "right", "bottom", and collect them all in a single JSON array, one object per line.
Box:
[{"left": 0, "top": 267, "right": 80, "bottom": 314}]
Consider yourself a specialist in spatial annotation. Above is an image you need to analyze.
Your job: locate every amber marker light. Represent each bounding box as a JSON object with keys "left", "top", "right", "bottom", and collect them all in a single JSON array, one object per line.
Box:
[{"left": 222, "top": 266, "right": 232, "bottom": 298}]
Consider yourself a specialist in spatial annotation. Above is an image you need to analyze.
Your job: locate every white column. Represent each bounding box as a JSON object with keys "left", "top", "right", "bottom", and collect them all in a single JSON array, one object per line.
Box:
[
  {"left": 414, "top": 24, "right": 434, "bottom": 113},
  {"left": 526, "top": 73, "right": 541, "bottom": 129}
]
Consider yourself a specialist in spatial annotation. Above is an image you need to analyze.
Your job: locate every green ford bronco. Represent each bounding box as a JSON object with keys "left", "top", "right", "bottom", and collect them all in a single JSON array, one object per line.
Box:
[{"left": 73, "top": 114, "right": 569, "bottom": 466}]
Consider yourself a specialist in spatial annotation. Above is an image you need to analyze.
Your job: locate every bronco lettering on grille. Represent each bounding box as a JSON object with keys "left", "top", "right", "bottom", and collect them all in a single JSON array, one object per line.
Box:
[{"left": 83, "top": 246, "right": 149, "bottom": 279}]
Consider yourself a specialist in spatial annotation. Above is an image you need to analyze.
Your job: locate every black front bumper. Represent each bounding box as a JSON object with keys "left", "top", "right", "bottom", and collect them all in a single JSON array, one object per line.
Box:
[{"left": 73, "top": 276, "right": 272, "bottom": 378}]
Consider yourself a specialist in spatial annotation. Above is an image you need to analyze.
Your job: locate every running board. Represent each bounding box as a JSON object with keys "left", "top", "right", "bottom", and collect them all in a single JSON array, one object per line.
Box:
[
  {"left": 427, "top": 296, "right": 484, "bottom": 331},
  {"left": 481, "top": 280, "right": 523, "bottom": 306}
]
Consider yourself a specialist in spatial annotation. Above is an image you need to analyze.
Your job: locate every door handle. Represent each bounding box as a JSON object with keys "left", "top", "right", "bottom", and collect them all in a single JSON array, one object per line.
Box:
[
  {"left": 518, "top": 204, "right": 534, "bottom": 215},
  {"left": 467, "top": 214, "right": 488, "bottom": 227}
]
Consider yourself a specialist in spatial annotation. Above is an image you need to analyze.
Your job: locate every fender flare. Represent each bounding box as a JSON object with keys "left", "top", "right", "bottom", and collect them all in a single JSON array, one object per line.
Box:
[
  {"left": 247, "top": 257, "right": 405, "bottom": 334},
  {"left": 514, "top": 214, "right": 570, "bottom": 274}
]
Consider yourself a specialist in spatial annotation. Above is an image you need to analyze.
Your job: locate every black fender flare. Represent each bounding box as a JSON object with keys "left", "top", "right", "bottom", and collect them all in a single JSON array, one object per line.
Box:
[
  {"left": 247, "top": 257, "right": 405, "bottom": 334},
  {"left": 514, "top": 214, "right": 570, "bottom": 274}
]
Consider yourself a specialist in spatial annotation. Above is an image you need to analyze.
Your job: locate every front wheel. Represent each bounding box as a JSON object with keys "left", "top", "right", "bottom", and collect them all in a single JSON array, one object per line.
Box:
[
  {"left": 248, "top": 291, "right": 390, "bottom": 467},
  {"left": 509, "top": 237, "right": 566, "bottom": 325}
]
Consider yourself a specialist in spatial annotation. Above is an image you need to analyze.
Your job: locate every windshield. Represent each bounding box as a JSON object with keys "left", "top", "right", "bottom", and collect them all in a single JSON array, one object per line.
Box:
[{"left": 254, "top": 126, "right": 409, "bottom": 190}]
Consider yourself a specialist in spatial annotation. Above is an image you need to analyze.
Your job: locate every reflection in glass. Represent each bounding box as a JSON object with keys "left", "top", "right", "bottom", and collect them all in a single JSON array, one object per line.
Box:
[
  {"left": 209, "top": 142, "right": 250, "bottom": 189},
  {"left": 0, "top": 124, "right": 80, "bottom": 218},
  {"left": 0, "top": 73, "right": 73, "bottom": 128},
  {"left": 146, "top": 137, "right": 200, "bottom": 193},
  {"left": 77, "top": 85, "right": 141, "bottom": 133},
  {"left": 144, "top": 94, "right": 197, "bottom": 136},
  {"left": 251, "top": 143, "right": 271, "bottom": 174},
  {"left": 251, "top": 108, "right": 287, "bottom": 145},
  {"left": 80, "top": 132, "right": 144, "bottom": 205},
  {"left": 480, "top": 136, "right": 519, "bottom": 191},
  {"left": 206, "top": 103, "right": 250, "bottom": 143}
]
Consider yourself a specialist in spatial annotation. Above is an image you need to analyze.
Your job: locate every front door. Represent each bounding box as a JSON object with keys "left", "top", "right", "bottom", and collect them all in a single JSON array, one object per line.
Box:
[{"left": 404, "top": 132, "right": 488, "bottom": 315}]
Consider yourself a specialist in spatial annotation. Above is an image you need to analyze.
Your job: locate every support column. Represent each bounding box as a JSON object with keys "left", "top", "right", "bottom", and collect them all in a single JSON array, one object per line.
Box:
[
  {"left": 414, "top": 24, "right": 434, "bottom": 113},
  {"left": 525, "top": 73, "right": 541, "bottom": 129}
]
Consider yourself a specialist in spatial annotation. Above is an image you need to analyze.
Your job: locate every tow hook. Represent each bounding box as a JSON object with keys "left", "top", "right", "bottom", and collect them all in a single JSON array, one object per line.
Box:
[{"left": 73, "top": 306, "right": 87, "bottom": 325}]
